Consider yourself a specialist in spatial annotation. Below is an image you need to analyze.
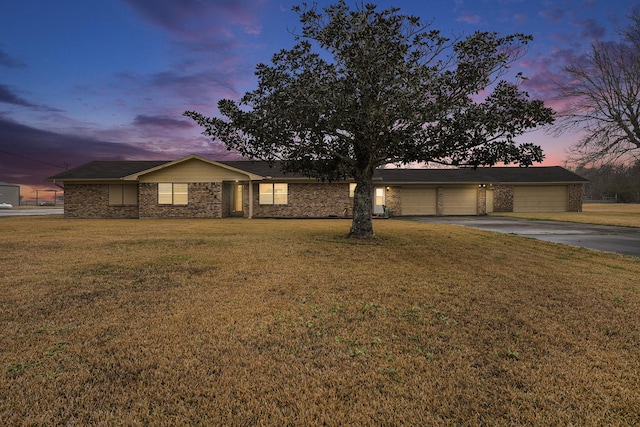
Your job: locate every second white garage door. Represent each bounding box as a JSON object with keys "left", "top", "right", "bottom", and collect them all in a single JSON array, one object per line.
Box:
[
  {"left": 513, "top": 186, "right": 568, "bottom": 212},
  {"left": 402, "top": 187, "right": 437, "bottom": 215},
  {"left": 441, "top": 187, "right": 478, "bottom": 215}
]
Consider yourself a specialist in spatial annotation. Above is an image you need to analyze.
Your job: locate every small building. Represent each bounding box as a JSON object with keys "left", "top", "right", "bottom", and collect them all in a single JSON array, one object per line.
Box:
[
  {"left": 47, "top": 154, "right": 587, "bottom": 219},
  {"left": 0, "top": 182, "right": 20, "bottom": 207}
]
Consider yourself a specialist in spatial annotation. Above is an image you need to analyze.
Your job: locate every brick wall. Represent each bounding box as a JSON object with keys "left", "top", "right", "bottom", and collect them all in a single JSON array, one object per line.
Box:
[
  {"left": 492, "top": 185, "right": 514, "bottom": 212},
  {"left": 139, "top": 183, "right": 223, "bottom": 218},
  {"left": 63, "top": 184, "right": 139, "bottom": 218},
  {"left": 252, "top": 182, "right": 353, "bottom": 218},
  {"left": 385, "top": 187, "right": 400, "bottom": 216},
  {"left": 63, "top": 180, "right": 583, "bottom": 219},
  {"left": 222, "top": 183, "right": 232, "bottom": 218},
  {"left": 568, "top": 183, "right": 584, "bottom": 212},
  {"left": 64, "top": 181, "right": 354, "bottom": 219},
  {"left": 477, "top": 186, "right": 487, "bottom": 215}
]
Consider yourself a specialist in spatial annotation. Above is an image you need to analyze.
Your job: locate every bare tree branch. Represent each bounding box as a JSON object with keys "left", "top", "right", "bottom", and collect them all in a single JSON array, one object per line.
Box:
[{"left": 556, "top": 11, "right": 640, "bottom": 167}]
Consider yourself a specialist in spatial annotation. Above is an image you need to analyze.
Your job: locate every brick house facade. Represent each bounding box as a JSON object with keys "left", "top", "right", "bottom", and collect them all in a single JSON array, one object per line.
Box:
[{"left": 49, "top": 155, "right": 587, "bottom": 219}]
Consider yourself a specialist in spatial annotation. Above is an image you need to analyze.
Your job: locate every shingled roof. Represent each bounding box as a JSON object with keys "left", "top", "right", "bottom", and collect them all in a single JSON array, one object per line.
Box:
[
  {"left": 48, "top": 158, "right": 587, "bottom": 184},
  {"left": 377, "top": 166, "right": 587, "bottom": 184},
  {"left": 216, "top": 160, "right": 306, "bottom": 178},
  {"left": 48, "top": 160, "right": 170, "bottom": 181}
]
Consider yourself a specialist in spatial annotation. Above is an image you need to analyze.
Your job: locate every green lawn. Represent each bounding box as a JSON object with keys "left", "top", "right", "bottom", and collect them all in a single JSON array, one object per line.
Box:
[{"left": 1, "top": 215, "right": 639, "bottom": 425}]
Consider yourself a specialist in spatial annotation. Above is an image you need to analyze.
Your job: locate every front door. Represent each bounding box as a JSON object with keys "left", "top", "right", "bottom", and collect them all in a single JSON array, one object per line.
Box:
[
  {"left": 374, "top": 187, "right": 386, "bottom": 215},
  {"left": 232, "top": 183, "right": 244, "bottom": 216}
]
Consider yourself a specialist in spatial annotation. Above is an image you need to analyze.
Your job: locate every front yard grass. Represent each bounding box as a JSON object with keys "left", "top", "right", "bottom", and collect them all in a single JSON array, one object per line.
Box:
[
  {"left": 493, "top": 203, "right": 640, "bottom": 227},
  {"left": 1, "top": 216, "right": 639, "bottom": 425}
]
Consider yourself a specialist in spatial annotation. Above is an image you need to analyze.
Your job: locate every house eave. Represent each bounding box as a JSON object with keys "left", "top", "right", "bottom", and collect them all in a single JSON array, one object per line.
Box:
[
  {"left": 46, "top": 178, "right": 127, "bottom": 183},
  {"left": 381, "top": 181, "right": 485, "bottom": 186},
  {"left": 496, "top": 180, "right": 588, "bottom": 185}
]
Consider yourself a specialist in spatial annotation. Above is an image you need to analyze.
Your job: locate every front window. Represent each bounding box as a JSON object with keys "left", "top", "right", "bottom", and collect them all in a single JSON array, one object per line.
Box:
[
  {"left": 375, "top": 187, "right": 385, "bottom": 206},
  {"left": 158, "top": 183, "right": 188, "bottom": 205},
  {"left": 109, "top": 185, "right": 138, "bottom": 206},
  {"left": 259, "top": 183, "right": 288, "bottom": 205}
]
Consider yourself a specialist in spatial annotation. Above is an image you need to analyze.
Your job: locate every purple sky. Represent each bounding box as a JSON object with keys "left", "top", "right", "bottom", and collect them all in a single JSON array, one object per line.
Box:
[{"left": 0, "top": 0, "right": 635, "bottom": 198}]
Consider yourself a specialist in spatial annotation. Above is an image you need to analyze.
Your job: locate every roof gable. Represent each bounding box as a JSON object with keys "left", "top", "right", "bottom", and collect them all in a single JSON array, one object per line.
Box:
[{"left": 130, "top": 155, "right": 263, "bottom": 181}]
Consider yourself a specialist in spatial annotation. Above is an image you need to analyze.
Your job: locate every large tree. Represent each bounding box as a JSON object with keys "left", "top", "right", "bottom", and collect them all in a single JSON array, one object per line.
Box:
[
  {"left": 185, "top": 1, "right": 554, "bottom": 238},
  {"left": 559, "top": 11, "right": 640, "bottom": 166}
]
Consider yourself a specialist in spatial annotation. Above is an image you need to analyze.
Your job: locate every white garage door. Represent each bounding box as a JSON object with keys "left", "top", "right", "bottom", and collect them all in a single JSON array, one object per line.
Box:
[
  {"left": 442, "top": 187, "right": 477, "bottom": 215},
  {"left": 513, "top": 186, "right": 568, "bottom": 212},
  {"left": 402, "top": 187, "right": 436, "bottom": 215}
]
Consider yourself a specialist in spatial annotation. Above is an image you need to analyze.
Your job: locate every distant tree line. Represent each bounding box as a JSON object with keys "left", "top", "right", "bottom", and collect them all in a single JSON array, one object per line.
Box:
[{"left": 574, "top": 160, "right": 640, "bottom": 203}]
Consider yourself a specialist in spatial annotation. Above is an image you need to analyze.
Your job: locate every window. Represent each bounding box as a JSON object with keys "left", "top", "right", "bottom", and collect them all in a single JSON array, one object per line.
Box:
[
  {"left": 109, "top": 185, "right": 138, "bottom": 205},
  {"left": 259, "top": 183, "right": 288, "bottom": 205},
  {"left": 349, "top": 183, "right": 357, "bottom": 197},
  {"left": 158, "top": 183, "right": 189, "bottom": 205},
  {"left": 375, "top": 187, "right": 385, "bottom": 206}
]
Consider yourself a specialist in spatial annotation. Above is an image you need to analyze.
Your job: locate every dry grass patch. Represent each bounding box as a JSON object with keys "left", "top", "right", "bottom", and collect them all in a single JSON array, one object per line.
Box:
[
  {"left": 494, "top": 203, "right": 640, "bottom": 227},
  {"left": 1, "top": 216, "right": 639, "bottom": 425}
]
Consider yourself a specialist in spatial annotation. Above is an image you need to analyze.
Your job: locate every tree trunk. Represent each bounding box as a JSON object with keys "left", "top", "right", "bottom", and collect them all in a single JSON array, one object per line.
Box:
[{"left": 349, "top": 179, "right": 374, "bottom": 238}]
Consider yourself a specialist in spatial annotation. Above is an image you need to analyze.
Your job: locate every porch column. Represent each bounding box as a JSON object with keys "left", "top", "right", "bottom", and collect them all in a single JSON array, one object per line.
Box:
[
  {"left": 477, "top": 185, "right": 487, "bottom": 215},
  {"left": 248, "top": 180, "right": 253, "bottom": 219}
]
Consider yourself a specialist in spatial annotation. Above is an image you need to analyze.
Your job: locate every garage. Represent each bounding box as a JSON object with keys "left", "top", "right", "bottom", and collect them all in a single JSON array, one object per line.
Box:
[
  {"left": 441, "top": 187, "right": 478, "bottom": 215},
  {"left": 513, "top": 185, "right": 568, "bottom": 212},
  {"left": 401, "top": 186, "right": 436, "bottom": 215}
]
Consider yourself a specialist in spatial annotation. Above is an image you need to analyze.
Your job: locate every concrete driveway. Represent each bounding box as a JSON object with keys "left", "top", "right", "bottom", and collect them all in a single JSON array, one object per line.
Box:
[{"left": 404, "top": 216, "right": 640, "bottom": 257}]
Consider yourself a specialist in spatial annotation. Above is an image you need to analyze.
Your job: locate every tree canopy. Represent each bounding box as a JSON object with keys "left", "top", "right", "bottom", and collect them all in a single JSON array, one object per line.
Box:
[
  {"left": 186, "top": 1, "right": 554, "bottom": 238},
  {"left": 558, "top": 10, "right": 640, "bottom": 166}
]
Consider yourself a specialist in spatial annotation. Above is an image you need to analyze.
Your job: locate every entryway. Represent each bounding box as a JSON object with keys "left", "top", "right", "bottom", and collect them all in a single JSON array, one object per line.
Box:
[{"left": 231, "top": 183, "right": 244, "bottom": 216}]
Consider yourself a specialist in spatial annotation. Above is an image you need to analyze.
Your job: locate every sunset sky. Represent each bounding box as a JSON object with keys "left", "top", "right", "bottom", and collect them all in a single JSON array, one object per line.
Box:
[{"left": 0, "top": 0, "right": 636, "bottom": 200}]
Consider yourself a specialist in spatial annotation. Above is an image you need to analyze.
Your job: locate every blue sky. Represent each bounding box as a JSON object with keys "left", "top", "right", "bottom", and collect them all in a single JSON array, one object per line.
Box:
[{"left": 0, "top": 0, "right": 636, "bottom": 198}]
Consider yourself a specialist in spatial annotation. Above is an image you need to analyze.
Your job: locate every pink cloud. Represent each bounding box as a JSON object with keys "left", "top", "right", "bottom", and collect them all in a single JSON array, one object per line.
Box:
[
  {"left": 133, "top": 114, "right": 194, "bottom": 129},
  {"left": 0, "top": 115, "right": 160, "bottom": 189},
  {"left": 456, "top": 13, "right": 482, "bottom": 24},
  {"left": 513, "top": 14, "right": 528, "bottom": 23},
  {"left": 576, "top": 18, "right": 606, "bottom": 40},
  {"left": 516, "top": 45, "right": 589, "bottom": 105},
  {"left": 122, "top": 0, "right": 266, "bottom": 40},
  {"left": 539, "top": 6, "right": 564, "bottom": 24}
]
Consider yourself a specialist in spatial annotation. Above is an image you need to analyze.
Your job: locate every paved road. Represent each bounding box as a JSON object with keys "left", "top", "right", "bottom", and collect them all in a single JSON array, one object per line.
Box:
[
  {"left": 0, "top": 208, "right": 64, "bottom": 217},
  {"left": 405, "top": 216, "right": 640, "bottom": 257}
]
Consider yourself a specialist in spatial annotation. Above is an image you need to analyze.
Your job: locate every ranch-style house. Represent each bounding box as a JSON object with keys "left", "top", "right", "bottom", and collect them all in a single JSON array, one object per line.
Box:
[{"left": 48, "top": 154, "right": 587, "bottom": 219}]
